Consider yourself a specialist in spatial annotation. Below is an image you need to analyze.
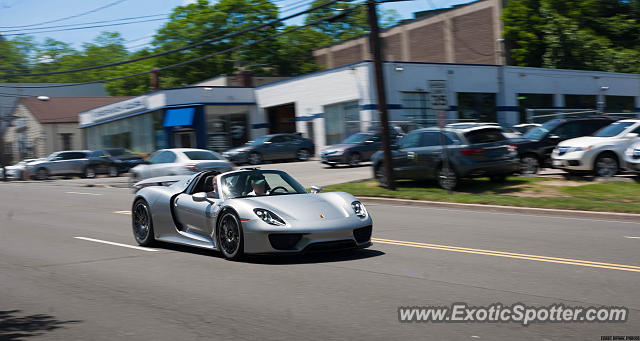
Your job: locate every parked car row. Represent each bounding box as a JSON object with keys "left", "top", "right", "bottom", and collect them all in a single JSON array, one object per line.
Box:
[
  {"left": 223, "top": 133, "right": 315, "bottom": 165},
  {"left": 5, "top": 148, "right": 144, "bottom": 180}
]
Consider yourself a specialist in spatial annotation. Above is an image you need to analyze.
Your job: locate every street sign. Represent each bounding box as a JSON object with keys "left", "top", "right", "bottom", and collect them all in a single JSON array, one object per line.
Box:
[{"left": 429, "top": 80, "right": 448, "bottom": 110}]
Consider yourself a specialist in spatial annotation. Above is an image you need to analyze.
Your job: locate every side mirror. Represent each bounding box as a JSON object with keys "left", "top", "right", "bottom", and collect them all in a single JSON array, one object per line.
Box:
[
  {"left": 192, "top": 192, "right": 207, "bottom": 202},
  {"left": 310, "top": 186, "right": 322, "bottom": 194},
  {"left": 626, "top": 133, "right": 638, "bottom": 139}
]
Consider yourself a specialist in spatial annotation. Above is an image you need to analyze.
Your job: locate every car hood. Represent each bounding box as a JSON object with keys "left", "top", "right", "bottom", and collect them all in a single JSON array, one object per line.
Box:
[
  {"left": 236, "top": 193, "right": 353, "bottom": 221},
  {"left": 116, "top": 155, "right": 143, "bottom": 161},
  {"left": 557, "top": 136, "right": 607, "bottom": 147},
  {"left": 509, "top": 137, "right": 534, "bottom": 144},
  {"left": 322, "top": 143, "right": 358, "bottom": 153}
]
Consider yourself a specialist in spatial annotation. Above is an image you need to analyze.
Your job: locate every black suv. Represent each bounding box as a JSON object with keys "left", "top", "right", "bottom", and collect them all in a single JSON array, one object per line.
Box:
[{"left": 511, "top": 116, "right": 614, "bottom": 174}]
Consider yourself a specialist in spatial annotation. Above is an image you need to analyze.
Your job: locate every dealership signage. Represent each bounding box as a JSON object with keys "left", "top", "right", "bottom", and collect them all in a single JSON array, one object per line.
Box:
[{"left": 89, "top": 96, "right": 148, "bottom": 123}]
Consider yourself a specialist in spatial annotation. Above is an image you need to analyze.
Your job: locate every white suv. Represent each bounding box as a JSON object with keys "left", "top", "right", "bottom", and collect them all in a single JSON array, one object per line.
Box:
[{"left": 551, "top": 119, "right": 640, "bottom": 177}]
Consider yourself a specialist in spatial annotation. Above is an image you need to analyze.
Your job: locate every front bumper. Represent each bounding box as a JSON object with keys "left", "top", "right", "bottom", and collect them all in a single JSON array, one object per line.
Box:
[
  {"left": 320, "top": 152, "right": 347, "bottom": 165},
  {"left": 551, "top": 150, "right": 593, "bottom": 171},
  {"left": 241, "top": 215, "right": 373, "bottom": 254},
  {"left": 624, "top": 157, "right": 640, "bottom": 171}
]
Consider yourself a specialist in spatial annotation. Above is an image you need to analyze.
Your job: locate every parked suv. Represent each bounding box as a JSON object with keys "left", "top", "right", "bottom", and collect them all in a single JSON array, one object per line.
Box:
[
  {"left": 223, "top": 133, "right": 315, "bottom": 165},
  {"left": 511, "top": 116, "right": 614, "bottom": 174},
  {"left": 27, "top": 150, "right": 124, "bottom": 180},
  {"left": 371, "top": 125, "right": 520, "bottom": 189},
  {"left": 551, "top": 119, "right": 640, "bottom": 177},
  {"left": 27, "top": 151, "right": 87, "bottom": 179}
]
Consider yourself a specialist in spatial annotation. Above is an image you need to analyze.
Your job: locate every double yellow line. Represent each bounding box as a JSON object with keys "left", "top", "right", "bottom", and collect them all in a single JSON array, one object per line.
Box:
[{"left": 372, "top": 238, "right": 640, "bottom": 273}]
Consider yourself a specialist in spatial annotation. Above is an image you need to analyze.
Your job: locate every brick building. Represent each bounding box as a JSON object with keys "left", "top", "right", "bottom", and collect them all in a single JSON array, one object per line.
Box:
[{"left": 312, "top": 0, "right": 505, "bottom": 68}]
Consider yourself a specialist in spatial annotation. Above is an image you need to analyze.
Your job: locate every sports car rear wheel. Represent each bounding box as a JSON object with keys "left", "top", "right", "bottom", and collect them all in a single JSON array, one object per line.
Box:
[
  {"left": 132, "top": 199, "right": 155, "bottom": 246},
  {"left": 217, "top": 211, "right": 244, "bottom": 261}
]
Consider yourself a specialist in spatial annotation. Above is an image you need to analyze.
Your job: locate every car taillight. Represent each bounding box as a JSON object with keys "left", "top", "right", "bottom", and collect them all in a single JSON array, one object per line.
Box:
[
  {"left": 460, "top": 148, "right": 486, "bottom": 156},
  {"left": 185, "top": 164, "right": 199, "bottom": 171},
  {"left": 507, "top": 144, "right": 517, "bottom": 152}
]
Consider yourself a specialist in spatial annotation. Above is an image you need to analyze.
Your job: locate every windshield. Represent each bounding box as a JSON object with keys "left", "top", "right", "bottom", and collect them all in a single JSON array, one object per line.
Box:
[
  {"left": 342, "top": 133, "right": 372, "bottom": 144},
  {"left": 183, "top": 150, "right": 222, "bottom": 160},
  {"left": 593, "top": 122, "right": 635, "bottom": 137},
  {"left": 523, "top": 119, "right": 562, "bottom": 140},
  {"left": 248, "top": 136, "right": 270, "bottom": 146},
  {"left": 220, "top": 170, "right": 307, "bottom": 199}
]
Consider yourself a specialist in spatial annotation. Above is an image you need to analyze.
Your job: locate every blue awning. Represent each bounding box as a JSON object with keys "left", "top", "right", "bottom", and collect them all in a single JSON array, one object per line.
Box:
[{"left": 163, "top": 107, "right": 195, "bottom": 128}]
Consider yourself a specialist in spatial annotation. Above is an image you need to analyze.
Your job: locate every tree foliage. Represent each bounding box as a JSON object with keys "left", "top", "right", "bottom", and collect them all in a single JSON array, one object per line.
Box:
[
  {"left": 503, "top": 0, "right": 640, "bottom": 73},
  {"left": 0, "top": 0, "right": 399, "bottom": 95}
]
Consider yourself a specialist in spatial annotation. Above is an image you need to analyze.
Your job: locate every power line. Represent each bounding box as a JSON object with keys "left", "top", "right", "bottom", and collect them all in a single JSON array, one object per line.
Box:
[
  {"left": 0, "top": 5, "right": 362, "bottom": 89},
  {"left": 0, "top": 0, "right": 344, "bottom": 80},
  {"left": 0, "top": 0, "right": 129, "bottom": 29},
  {"left": 0, "top": 13, "right": 168, "bottom": 34},
  {"left": 1, "top": 17, "right": 169, "bottom": 37}
]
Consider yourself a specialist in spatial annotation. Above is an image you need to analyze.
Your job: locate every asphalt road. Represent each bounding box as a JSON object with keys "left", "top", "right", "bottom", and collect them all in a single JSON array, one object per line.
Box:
[{"left": 1, "top": 181, "right": 639, "bottom": 340}]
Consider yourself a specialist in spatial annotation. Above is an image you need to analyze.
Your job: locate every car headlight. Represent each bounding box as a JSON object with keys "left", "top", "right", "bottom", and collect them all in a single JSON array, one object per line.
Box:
[
  {"left": 573, "top": 146, "right": 592, "bottom": 152},
  {"left": 253, "top": 208, "right": 286, "bottom": 226},
  {"left": 351, "top": 201, "right": 367, "bottom": 218}
]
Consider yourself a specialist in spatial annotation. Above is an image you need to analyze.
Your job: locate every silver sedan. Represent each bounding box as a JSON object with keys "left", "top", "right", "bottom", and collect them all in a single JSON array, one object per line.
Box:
[
  {"left": 130, "top": 148, "right": 233, "bottom": 181},
  {"left": 131, "top": 168, "right": 373, "bottom": 260}
]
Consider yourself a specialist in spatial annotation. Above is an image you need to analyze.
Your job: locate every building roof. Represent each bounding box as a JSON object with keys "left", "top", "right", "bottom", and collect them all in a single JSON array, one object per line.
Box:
[{"left": 18, "top": 96, "right": 134, "bottom": 124}]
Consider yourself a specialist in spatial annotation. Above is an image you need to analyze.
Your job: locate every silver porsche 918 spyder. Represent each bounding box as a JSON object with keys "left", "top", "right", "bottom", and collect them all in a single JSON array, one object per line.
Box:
[{"left": 131, "top": 168, "right": 373, "bottom": 260}]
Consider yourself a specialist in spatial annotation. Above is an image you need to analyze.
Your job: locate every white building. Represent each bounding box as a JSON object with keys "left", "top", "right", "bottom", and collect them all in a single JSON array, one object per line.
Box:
[
  {"left": 255, "top": 61, "right": 640, "bottom": 149},
  {"left": 78, "top": 61, "right": 640, "bottom": 153}
]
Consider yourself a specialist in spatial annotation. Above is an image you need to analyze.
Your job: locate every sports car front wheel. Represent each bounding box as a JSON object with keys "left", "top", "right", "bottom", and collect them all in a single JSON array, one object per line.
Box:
[
  {"left": 217, "top": 211, "right": 244, "bottom": 261},
  {"left": 132, "top": 199, "right": 155, "bottom": 246}
]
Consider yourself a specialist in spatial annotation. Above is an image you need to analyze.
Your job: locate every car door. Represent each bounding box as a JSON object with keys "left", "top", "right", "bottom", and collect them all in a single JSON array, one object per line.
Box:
[
  {"left": 265, "top": 135, "right": 286, "bottom": 160},
  {"left": 173, "top": 177, "right": 222, "bottom": 238},
  {"left": 173, "top": 193, "right": 220, "bottom": 237},
  {"left": 47, "top": 152, "right": 68, "bottom": 175},
  {"left": 147, "top": 151, "right": 177, "bottom": 178},
  {"left": 68, "top": 152, "right": 89, "bottom": 175},
  {"left": 362, "top": 134, "right": 381, "bottom": 160},
  {"left": 412, "top": 132, "right": 445, "bottom": 179},
  {"left": 393, "top": 131, "right": 424, "bottom": 179}
]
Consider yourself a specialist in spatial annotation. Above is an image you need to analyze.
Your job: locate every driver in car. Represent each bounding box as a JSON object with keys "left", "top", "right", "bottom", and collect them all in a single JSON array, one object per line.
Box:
[
  {"left": 205, "top": 175, "right": 219, "bottom": 199},
  {"left": 247, "top": 178, "right": 268, "bottom": 196}
]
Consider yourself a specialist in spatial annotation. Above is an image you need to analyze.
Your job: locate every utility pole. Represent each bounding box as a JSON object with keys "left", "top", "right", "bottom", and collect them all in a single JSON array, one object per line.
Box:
[{"left": 367, "top": 0, "right": 395, "bottom": 190}]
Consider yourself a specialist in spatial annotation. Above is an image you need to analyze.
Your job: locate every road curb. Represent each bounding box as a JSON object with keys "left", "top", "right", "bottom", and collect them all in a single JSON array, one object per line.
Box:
[{"left": 358, "top": 196, "right": 640, "bottom": 222}]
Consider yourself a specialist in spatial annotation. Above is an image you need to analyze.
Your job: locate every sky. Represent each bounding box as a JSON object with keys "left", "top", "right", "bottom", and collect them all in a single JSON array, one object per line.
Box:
[{"left": 0, "top": 0, "right": 471, "bottom": 51}]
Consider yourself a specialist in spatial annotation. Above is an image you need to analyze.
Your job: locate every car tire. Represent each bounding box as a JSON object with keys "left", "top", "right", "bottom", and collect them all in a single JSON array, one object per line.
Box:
[
  {"left": 348, "top": 153, "right": 361, "bottom": 167},
  {"left": 374, "top": 163, "right": 386, "bottom": 186},
  {"left": 217, "top": 210, "right": 245, "bottom": 261},
  {"left": 248, "top": 152, "right": 262, "bottom": 165},
  {"left": 132, "top": 199, "right": 155, "bottom": 246},
  {"left": 108, "top": 166, "right": 118, "bottom": 177},
  {"left": 35, "top": 168, "right": 49, "bottom": 180},
  {"left": 437, "top": 165, "right": 458, "bottom": 190},
  {"left": 593, "top": 153, "right": 618, "bottom": 178},
  {"left": 520, "top": 155, "right": 539, "bottom": 175},
  {"left": 296, "top": 149, "right": 310, "bottom": 161},
  {"left": 489, "top": 174, "right": 507, "bottom": 183},
  {"left": 84, "top": 167, "right": 96, "bottom": 179}
]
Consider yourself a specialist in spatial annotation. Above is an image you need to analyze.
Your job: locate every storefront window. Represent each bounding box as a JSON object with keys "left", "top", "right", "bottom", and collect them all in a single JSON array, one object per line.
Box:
[
  {"left": 205, "top": 106, "right": 249, "bottom": 152},
  {"left": 517, "top": 94, "right": 553, "bottom": 123},
  {"left": 402, "top": 91, "right": 433, "bottom": 127},
  {"left": 324, "top": 101, "right": 360, "bottom": 145},
  {"left": 84, "top": 112, "right": 160, "bottom": 154},
  {"left": 457, "top": 93, "right": 497, "bottom": 122},
  {"left": 564, "top": 95, "right": 596, "bottom": 109},
  {"left": 605, "top": 96, "right": 635, "bottom": 113}
]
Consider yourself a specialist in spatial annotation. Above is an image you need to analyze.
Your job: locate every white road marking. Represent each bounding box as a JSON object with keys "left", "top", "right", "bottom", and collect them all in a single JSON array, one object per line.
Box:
[
  {"left": 114, "top": 210, "right": 132, "bottom": 215},
  {"left": 66, "top": 191, "right": 102, "bottom": 196},
  {"left": 365, "top": 204, "right": 640, "bottom": 225},
  {"left": 624, "top": 236, "right": 640, "bottom": 239},
  {"left": 74, "top": 237, "right": 157, "bottom": 252}
]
